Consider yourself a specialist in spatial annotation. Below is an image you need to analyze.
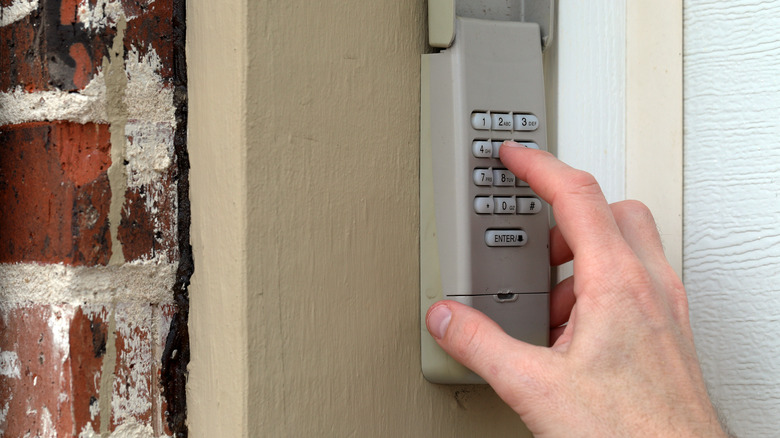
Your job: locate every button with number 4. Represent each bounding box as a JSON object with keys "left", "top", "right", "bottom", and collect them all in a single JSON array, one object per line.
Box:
[{"left": 472, "top": 140, "right": 492, "bottom": 158}]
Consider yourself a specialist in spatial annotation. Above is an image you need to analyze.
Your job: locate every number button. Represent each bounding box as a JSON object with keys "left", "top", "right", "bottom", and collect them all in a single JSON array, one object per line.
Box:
[
  {"left": 473, "top": 169, "right": 493, "bottom": 186},
  {"left": 494, "top": 197, "right": 516, "bottom": 214},
  {"left": 472, "top": 140, "right": 492, "bottom": 158},
  {"left": 513, "top": 114, "right": 539, "bottom": 131},
  {"left": 492, "top": 169, "right": 515, "bottom": 186},
  {"left": 512, "top": 141, "right": 539, "bottom": 149},
  {"left": 491, "top": 141, "right": 503, "bottom": 158},
  {"left": 471, "top": 113, "right": 491, "bottom": 130},
  {"left": 491, "top": 113, "right": 513, "bottom": 131}
]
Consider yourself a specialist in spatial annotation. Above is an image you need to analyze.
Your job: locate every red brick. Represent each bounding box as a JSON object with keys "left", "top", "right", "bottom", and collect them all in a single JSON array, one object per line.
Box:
[
  {"left": 0, "top": 304, "right": 174, "bottom": 436},
  {"left": 0, "top": 306, "right": 75, "bottom": 437},
  {"left": 0, "top": 0, "right": 176, "bottom": 92},
  {"left": 0, "top": 8, "right": 47, "bottom": 92},
  {"left": 69, "top": 307, "right": 108, "bottom": 434},
  {"left": 60, "top": 0, "right": 80, "bottom": 25},
  {"left": 0, "top": 122, "right": 112, "bottom": 265},
  {"left": 119, "top": 168, "right": 178, "bottom": 262}
]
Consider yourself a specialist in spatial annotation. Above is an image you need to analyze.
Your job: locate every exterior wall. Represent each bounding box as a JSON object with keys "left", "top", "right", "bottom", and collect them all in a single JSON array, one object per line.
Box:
[
  {"left": 188, "top": 0, "right": 534, "bottom": 435},
  {"left": 684, "top": 2, "right": 780, "bottom": 436},
  {"left": 0, "top": 1, "right": 189, "bottom": 436},
  {"left": 188, "top": 0, "right": 681, "bottom": 436}
]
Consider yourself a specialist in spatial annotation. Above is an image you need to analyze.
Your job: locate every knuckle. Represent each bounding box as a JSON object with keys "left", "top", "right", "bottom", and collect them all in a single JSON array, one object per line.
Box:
[
  {"left": 564, "top": 170, "right": 602, "bottom": 196},
  {"left": 665, "top": 275, "right": 690, "bottom": 315},
  {"left": 614, "top": 200, "right": 656, "bottom": 227}
]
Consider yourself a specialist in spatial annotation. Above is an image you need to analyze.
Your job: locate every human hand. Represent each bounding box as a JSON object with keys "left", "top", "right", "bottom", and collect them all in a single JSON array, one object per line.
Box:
[{"left": 425, "top": 142, "right": 727, "bottom": 437}]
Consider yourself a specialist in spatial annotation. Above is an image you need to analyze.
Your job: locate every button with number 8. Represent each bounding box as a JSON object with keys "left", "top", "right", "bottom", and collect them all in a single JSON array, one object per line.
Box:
[{"left": 492, "top": 169, "right": 515, "bottom": 186}]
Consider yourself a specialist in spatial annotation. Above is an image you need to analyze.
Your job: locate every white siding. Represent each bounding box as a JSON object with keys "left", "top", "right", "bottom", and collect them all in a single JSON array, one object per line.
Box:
[{"left": 684, "top": 2, "right": 780, "bottom": 435}]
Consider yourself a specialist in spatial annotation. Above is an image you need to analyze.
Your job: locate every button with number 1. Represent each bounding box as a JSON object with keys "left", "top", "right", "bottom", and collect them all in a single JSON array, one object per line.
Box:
[{"left": 471, "top": 112, "right": 491, "bottom": 130}]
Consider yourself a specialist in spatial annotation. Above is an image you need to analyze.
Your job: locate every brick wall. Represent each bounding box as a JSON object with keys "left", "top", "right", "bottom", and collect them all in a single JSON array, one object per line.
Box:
[{"left": 0, "top": 0, "right": 190, "bottom": 436}]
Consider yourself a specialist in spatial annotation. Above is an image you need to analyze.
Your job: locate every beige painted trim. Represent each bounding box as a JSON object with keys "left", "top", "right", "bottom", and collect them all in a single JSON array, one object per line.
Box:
[
  {"left": 626, "top": 1, "right": 684, "bottom": 277},
  {"left": 187, "top": 0, "right": 249, "bottom": 436},
  {"left": 185, "top": 0, "right": 682, "bottom": 435}
]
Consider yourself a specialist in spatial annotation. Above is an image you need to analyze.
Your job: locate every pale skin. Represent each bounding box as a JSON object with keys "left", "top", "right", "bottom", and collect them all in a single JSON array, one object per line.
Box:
[{"left": 426, "top": 141, "right": 728, "bottom": 437}]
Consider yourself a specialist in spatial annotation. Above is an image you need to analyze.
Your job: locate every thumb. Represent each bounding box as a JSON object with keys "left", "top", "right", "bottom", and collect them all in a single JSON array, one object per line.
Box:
[{"left": 426, "top": 301, "right": 548, "bottom": 405}]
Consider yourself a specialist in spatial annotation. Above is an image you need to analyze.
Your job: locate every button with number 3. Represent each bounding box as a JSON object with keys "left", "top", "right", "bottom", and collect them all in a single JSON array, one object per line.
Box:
[{"left": 513, "top": 114, "right": 539, "bottom": 131}]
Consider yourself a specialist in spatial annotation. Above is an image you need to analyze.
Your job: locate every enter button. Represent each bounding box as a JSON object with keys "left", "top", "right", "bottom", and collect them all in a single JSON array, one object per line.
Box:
[{"left": 485, "top": 230, "right": 528, "bottom": 247}]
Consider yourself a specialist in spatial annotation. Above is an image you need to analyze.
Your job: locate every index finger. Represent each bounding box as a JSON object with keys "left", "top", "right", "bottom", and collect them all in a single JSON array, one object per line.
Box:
[{"left": 499, "top": 142, "right": 625, "bottom": 260}]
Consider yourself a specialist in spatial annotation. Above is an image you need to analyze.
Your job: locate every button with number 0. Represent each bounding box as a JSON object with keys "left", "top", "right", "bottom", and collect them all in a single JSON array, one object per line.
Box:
[{"left": 494, "top": 197, "right": 516, "bottom": 214}]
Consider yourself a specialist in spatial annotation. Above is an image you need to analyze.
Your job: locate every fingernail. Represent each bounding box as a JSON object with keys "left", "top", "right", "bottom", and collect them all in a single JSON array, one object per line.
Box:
[
  {"left": 501, "top": 140, "right": 523, "bottom": 148},
  {"left": 427, "top": 304, "right": 452, "bottom": 339}
]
